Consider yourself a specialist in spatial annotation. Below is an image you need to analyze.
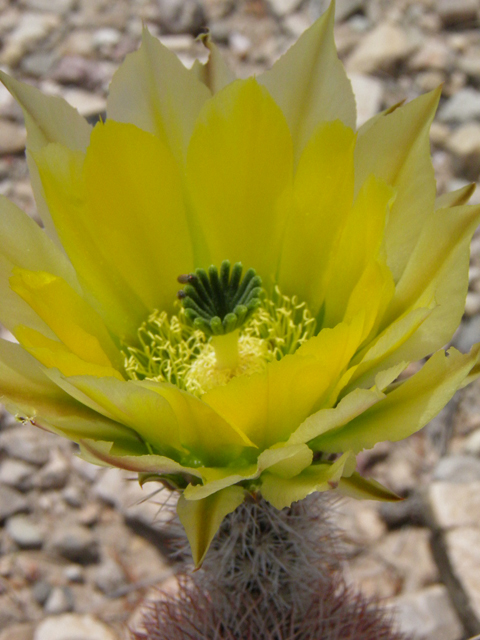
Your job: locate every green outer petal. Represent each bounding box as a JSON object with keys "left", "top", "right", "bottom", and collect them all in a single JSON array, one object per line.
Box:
[
  {"left": 0, "top": 71, "right": 91, "bottom": 244},
  {"left": 435, "top": 184, "right": 476, "bottom": 209},
  {"left": 337, "top": 473, "right": 402, "bottom": 501},
  {"left": 177, "top": 485, "right": 245, "bottom": 567},
  {"left": 191, "top": 34, "right": 235, "bottom": 93},
  {"left": 312, "top": 345, "right": 480, "bottom": 454},
  {"left": 261, "top": 452, "right": 355, "bottom": 510},
  {"left": 107, "top": 28, "right": 211, "bottom": 164},
  {"left": 79, "top": 439, "right": 202, "bottom": 478},
  {"left": 183, "top": 443, "right": 313, "bottom": 501},
  {"left": 258, "top": 0, "right": 355, "bottom": 162},
  {"left": 355, "top": 88, "right": 440, "bottom": 282}
]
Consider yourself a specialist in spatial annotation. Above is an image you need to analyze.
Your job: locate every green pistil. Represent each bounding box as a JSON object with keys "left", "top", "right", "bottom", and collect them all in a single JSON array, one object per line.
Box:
[{"left": 177, "top": 261, "right": 263, "bottom": 337}]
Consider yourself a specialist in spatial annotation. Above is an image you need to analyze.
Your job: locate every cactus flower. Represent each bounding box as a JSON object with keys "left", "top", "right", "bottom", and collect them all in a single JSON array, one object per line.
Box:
[{"left": 1, "top": 3, "right": 480, "bottom": 566}]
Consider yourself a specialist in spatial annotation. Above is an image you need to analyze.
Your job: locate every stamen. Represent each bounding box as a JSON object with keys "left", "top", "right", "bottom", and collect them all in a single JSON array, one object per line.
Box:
[{"left": 177, "top": 261, "right": 263, "bottom": 337}]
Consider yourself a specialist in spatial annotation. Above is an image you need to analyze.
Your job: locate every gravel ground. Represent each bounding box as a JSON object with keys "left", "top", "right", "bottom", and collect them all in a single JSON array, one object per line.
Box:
[{"left": 1, "top": 1, "right": 480, "bottom": 639}]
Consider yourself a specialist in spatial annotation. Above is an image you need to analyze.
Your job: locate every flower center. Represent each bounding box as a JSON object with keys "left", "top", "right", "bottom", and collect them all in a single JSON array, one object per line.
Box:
[{"left": 122, "top": 264, "right": 317, "bottom": 396}]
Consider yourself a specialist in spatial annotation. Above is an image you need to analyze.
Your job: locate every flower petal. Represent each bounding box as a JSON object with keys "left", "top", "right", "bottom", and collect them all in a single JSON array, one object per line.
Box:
[
  {"left": 34, "top": 121, "right": 194, "bottom": 339},
  {"left": 355, "top": 88, "right": 441, "bottom": 281},
  {"left": 0, "top": 339, "right": 139, "bottom": 447},
  {"left": 312, "top": 345, "right": 480, "bottom": 454},
  {"left": 261, "top": 452, "right": 355, "bottom": 510},
  {"left": 0, "top": 71, "right": 91, "bottom": 243},
  {"left": 203, "top": 319, "right": 364, "bottom": 449},
  {"left": 278, "top": 120, "right": 356, "bottom": 313},
  {"left": 177, "top": 485, "right": 245, "bottom": 567},
  {"left": 337, "top": 473, "right": 401, "bottom": 501},
  {"left": 258, "top": 2, "right": 355, "bottom": 162},
  {"left": 79, "top": 439, "right": 202, "bottom": 477},
  {"left": 435, "top": 183, "right": 476, "bottom": 209},
  {"left": 107, "top": 28, "right": 210, "bottom": 164},
  {"left": 381, "top": 204, "right": 480, "bottom": 358},
  {"left": 186, "top": 78, "right": 293, "bottom": 287},
  {"left": 15, "top": 327, "right": 124, "bottom": 380},
  {"left": 322, "top": 175, "right": 395, "bottom": 329},
  {"left": 0, "top": 196, "right": 79, "bottom": 334},
  {"left": 10, "top": 268, "right": 122, "bottom": 370}
]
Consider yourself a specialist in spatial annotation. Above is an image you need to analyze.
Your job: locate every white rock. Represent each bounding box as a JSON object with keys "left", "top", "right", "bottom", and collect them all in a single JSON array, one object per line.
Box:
[
  {"left": 443, "top": 527, "right": 480, "bottom": 630},
  {"left": 387, "top": 585, "right": 463, "bottom": 640},
  {"left": 463, "top": 429, "right": 480, "bottom": 456},
  {"left": 266, "top": 0, "right": 303, "bottom": 17},
  {"left": 428, "top": 481, "right": 480, "bottom": 529},
  {"left": 438, "top": 0, "right": 478, "bottom": 27},
  {"left": 446, "top": 122, "right": 480, "bottom": 157},
  {"left": 0, "top": 120, "right": 26, "bottom": 155},
  {"left": 22, "top": 0, "right": 75, "bottom": 12},
  {"left": 409, "top": 37, "right": 449, "bottom": 71},
  {"left": 6, "top": 515, "right": 43, "bottom": 549},
  {"left": 92, "top": 28, "right": 121, "bottom": 49},
  {"left": 349, "top": 73, "right": 383, "bottom": 126},
  {"left": 0, "top": 459, "right": 35, "bottom": 490},
  {"left": 34, "top": 614, "right": 116, "bottom": 640},
  {"left": 62, "top": 89, "right": 106, "bottom": 118},
  {"left": 0, "top": 13, "right": 61, "bottom": 66},
  {"left": 44, "top": 587, "right": 73, "bottom": 615},
  {"left": 439, "top": 88, "right": 480, "bottom": 123},
  {"left": 229, "top": 32, "right": 251, "bottom": 58},
  {"left": 346, "top": 23, "right": 415, "bottom": 74}
]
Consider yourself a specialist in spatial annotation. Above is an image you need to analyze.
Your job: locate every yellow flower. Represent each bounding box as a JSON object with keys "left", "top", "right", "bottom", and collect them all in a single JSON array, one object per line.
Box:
[{"left": 1, "top": 3, "right": 480, "bottom": 566}]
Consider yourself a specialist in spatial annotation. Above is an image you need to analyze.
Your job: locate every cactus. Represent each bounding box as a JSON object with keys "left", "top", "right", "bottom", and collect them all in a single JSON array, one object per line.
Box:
[{"left": 130, "top": 494, "right": 408, "bottom": 640}]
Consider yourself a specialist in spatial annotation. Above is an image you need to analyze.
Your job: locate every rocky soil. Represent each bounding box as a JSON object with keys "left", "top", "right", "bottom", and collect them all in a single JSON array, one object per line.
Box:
[{"left": 1, "top": 0, "right": 480, "bottom": 639}]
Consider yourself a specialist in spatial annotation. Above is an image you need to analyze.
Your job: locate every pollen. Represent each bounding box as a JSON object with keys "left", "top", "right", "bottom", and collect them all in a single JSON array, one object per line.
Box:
[{"left": 122, "top": 286, "right": 316, "bottom": 397}]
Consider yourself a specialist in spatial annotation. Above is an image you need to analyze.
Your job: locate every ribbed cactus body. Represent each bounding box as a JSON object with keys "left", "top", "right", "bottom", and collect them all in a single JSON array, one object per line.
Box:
[{"left": 131, "top": 495, "right": 408, "bottom": 640}]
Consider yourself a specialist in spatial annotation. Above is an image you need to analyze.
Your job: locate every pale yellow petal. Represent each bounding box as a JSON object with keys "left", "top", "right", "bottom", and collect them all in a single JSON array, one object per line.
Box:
[
  {"left": 278, "top": 120, "right": 356, "bottom": 313},
  {"left": 355, "top": 88, "right": 441, "bottom": 281},
  {"left": 186, "top": 78, "right": 293, "bottom": 287},
  {"left": 10, "top": 268, "right": 122, "bottom": 370},
  {"left": 107, "top": 28, "right": 210, "bottom": 164},
  {"left": 435, "top": 183, "right": 476, "bottom": 209},
  {"left": 203, "top": 319, "right": 363, "bottom": 449},
  {"left": 258, "top": 2, "right": 355, "bottom": 162},
  {"left": 313, "top": 345, "right": 480, "bottom": 453},
  {"left": 337, "top": 473, "right": 401, "bottom": 501}
]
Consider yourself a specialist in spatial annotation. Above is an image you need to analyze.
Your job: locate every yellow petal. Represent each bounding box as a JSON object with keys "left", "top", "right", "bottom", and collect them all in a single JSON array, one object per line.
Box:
[
  {"left": 355, "top": 88, "right": 441, "bottom": 281},
  {"left": 186, "top": 78, "right": 293, "bottom": 288},
  {"left": 135, "top": 379, "right": 256, "bottom": 464},
  {"left": 34, "top": 121, "right": 194, "bottom": 339},
  {"left": 15, "top": 327, "right": 123, "bottom": 380},
  {"left": 288, "top": 386, "right": 384, "bottom": 446},
  {"left": 107, "top": 28, "right": 210, "bottom": 164},
  {"left": 322, "top": 175, "right": 395, "bottom": 328},
  {"left": 57, "top": 376, "right": 188, "bottom": 457},
  {"left": 381, "top": 204, "right": 480, "bottom": 358},
  {"left": 177, "top": 485, "right": 245, "bottom": 567},
  {"left": 258, "top": 443, "right": 313, "bottom": 479},
  {"left": 261, "top": 452, "right": 355, "bottom": 510},
  {"left": 10, "top": 268, "right": 122, "bottom": 370},
  {"left": 278, "top": 120, "right": 356, "bottom": 313},
  {"left": 0, "top": 71, "right": 91, "bottom": 243},
  {"left": 435, "top": 183, "right": 476, "bottom": 209},
  {"left": 258, "top": 2, "right": 355, "bottom": 162},
  {"left": 191, "top": 33, "right": 235, "bottom": 93},
  {"left": 313, "top": 345, "right": 480, "bottom": 454},
  {"left": 203, "top": 319, "right": 363, "bottom": 449},
  {"left": 0, "top": 196, "right": 77, "bottom": 335},
  {"left": 0, "top": 339, "right": 140, "bottom": 447}
]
